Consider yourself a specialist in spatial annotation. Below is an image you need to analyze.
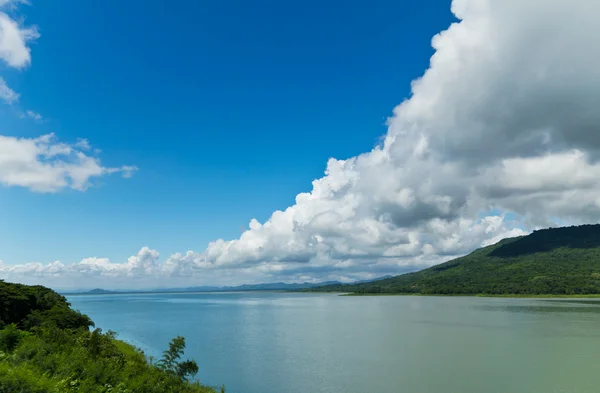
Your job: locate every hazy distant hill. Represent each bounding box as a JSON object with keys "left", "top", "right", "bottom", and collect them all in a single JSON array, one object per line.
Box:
[
  {"left": 87, "top": 288, "right": 117, "bottom": 294},
  {"left": 65, "top": 281, "right": 354, "bottom": 294},
  {"left": 152, "top": 281, "right": 342, "bottom": 293},
  {"left": 65, "top": 277, "right": 394, "bottom": 295},
  {"left": 304, "top": 224, "right": 600, "bottom": 295}
]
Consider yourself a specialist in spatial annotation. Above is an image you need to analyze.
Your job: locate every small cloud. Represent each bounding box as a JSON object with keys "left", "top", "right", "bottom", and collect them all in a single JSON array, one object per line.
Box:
[
  {"left": 0, "top": 133, "right": 138, "bottom": 192},
  {"left": 0, "top": 0, "right": 30, "bottom": 9},
  {"left": 0, "top": 12, "right": 39, "bottom": 69},
  {"left": 104, "top": 165, "right": 138, "bottom": 179},
  {"left": 105, "top": 165, "right": 138, "bottom": 179},
  {"left": 120, "top": 166, "right": 138, "bottom": 178},
  {"left": 25, "top": 110, "right": 42, "bottom": 121},
  {"left": 0, "top": 77, "right": 19, "bottom": 104},
  {"left": 75, "top": 138, "right": 90, "bottom": 150}
]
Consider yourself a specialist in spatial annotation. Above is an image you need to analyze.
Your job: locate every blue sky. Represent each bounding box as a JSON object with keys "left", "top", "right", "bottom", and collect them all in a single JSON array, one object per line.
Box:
[
  {"left": 2, "top": 0, "right": 594, "bottom": 289},
  {"left": 1, "top": 0, "right": 453, "bottom": 264}
]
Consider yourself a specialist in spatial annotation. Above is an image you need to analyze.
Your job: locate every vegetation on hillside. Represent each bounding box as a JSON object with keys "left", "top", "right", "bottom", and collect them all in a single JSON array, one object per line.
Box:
[
  {"left": 305, "top": 224, "right": 600, "bottom": 295},
  {"left": 0, "top": 280, "right": 221, "bottom": 393}
]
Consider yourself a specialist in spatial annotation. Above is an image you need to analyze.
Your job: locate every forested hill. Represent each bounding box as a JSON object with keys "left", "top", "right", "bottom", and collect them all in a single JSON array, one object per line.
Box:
[
  {"left": 0, "top": 280, "right": 219, "bottom": 393},
  {"left": 305, "top": 224, "right": 600, "bottom": 295},
  {"left": 0, "top": 280, "right": 94, "bottom": 329}
]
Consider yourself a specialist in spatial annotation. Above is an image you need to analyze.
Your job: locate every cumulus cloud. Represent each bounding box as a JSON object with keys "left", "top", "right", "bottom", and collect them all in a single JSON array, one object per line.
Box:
[
  {"left": 177, "top": 0, "right": 600, "bottom": 281},
  {"left": 0, "top": 248, "right": 163, "bottom": 289},
  {"left": 76, "top": 248, "right": 160, "bottom": 277},
  {"left": 0, "top": 247, "right": 387, "bottom": 290},
  {"left": 0, "top": 4, "right": 136, "bottom": 194},
  {"left": 0, "top": 1, "right": 37, "bottom": 117},
  {"left": 3, "top": 0, "right": 600, "bottom": 287},
  {"left": 0, "top": 133, "right": 138, "bottom": 192},
  {"left": 0, "top": 9, "right": 38, "bottom": 68}
]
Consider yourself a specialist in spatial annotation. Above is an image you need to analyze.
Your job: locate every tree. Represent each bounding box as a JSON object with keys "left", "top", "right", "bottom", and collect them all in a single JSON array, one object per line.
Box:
[
  {"left": 0, "top": 324, "right": 26, "bottom": 353},
  {"left": 157, "top": 336, "right": 199, "bottom": 382}
]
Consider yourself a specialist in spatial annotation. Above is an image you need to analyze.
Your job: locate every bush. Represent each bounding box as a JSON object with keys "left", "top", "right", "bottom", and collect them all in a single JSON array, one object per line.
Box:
[
  {"left": 0, "top": 280, "right": 220, "bottom": 393},
  {"left": 0, "top": 324, "right": 28, "bottom": 353}
]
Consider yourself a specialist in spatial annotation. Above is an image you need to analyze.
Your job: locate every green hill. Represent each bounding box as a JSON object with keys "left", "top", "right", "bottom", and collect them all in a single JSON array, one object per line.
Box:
[
  {"left": 0, "top": 280, "right": 220, "bottom": 393},
  {"left": 306, "top": 224, "right": 600, "bottom": 295}
]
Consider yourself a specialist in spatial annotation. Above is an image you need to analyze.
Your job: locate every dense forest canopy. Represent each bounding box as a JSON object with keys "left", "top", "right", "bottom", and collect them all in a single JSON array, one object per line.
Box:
[
  {"left": 0, "top": 280, "right": 220, "bottom": 393},
  {"left": 0, "top": 280, "right": 93, "bottom": 330},
  {"left": 305, "top": 224, "right": 600, "bottom": 295}
]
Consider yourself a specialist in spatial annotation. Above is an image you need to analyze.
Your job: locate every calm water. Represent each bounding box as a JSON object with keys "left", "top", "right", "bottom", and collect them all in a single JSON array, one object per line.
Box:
[{"left": 67, "top": 292, "right": 600, "bottom": 393}]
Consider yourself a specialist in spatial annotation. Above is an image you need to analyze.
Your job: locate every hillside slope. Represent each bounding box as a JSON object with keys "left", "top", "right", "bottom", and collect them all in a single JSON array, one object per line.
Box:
[
  {"left": 0, "top": 280, "right": 94, "bottom": 329},
  {"left": 306, "top": 224, "right": 600, "bottom": 295},
  {"left": 0, "top": 280, "right": 218, "bottom": 393}
]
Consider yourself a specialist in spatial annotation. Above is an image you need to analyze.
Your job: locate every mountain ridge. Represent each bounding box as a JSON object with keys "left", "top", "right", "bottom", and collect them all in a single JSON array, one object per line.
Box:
[
  {"left": 61, "top": 276, "right": 393, "bottom": 295},
  {"left": 303, "top": 224, "right": 600, "bottom": 295}
]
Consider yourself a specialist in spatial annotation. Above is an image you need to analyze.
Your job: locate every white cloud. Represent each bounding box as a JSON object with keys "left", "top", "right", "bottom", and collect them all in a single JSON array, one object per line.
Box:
[
  {"left": 0, "top": 77, "right": 17, "bottom": 103},
  {"left": 4, "top": 0, "right": 600, "bottom": 288},
  {"left": 170, "top": 0, "right": 600, "bottom": 281},
  {"left": 0, "top": 11, "right": 38, "bottom": 68},
  {"left": 0, "top": 3, "right": 137, "bottom": 194},
  {"left": 75, "top": 248, "right": 160, "bottom": 277},
  {"left": 0, "top": 1, "right": 36, "bottom": 116},
  {"left": 0, "top": 214, "right": 525, "bottom": 290},
  {"left": 24, "top": 109, "right": 41, "bottom": 120},
  {"left": 74, "top": 138, "right": 91, "bottom": 150},
  {"left": 0, "top": 247, "right": 402, "bottom": 289},
  {"left": 0, "top": 248, "right": 162, "bottom": 289},
  {"left": 0, "top": 1, "right": 29, "bottom": 8},
  {"left": 0, "top": 133, "right": 138, "bottom": 192}
]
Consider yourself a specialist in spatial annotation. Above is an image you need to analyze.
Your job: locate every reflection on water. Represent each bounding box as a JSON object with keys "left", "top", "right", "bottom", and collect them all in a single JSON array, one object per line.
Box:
[
  {"left": 544, "top": 299, "right": 600, "bottom": 306},
  {"left": 68, "top": 293, "right": 600, "bottom": 393},
  {"left": 474, "top": 298, "right": 600, "bottom": 314}
]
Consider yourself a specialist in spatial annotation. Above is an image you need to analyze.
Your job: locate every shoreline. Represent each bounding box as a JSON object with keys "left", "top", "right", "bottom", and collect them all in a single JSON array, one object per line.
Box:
[
  {"left": 319, "top": 292, "right": 600, "bottom": 298},
  {"left": 63, "top": 289, "right": 291, "bottom": 296},
  {"left": 69, "top": 290, "right": 600, "bottom": 299}
]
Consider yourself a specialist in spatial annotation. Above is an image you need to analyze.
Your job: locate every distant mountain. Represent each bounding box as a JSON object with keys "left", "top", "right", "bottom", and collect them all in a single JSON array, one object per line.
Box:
[
  {"left": 153, "top": 285, "right": 230, "bottom": 293},
  {"left": 178, "top": 281, "right": 342, "bottom": 292},
  {"left": 171, "top": 278, "right": 393, "bottom": 292},
  {"left": 62, "top": 276, "right": 395, "bottom": 295},
  {"left": 304, "top": 224, "right": 600, "bottom": 296},
  {"left": 235, "top": 281, "right": 342, "bottom": 291},
  {"left": 63, "top": 281, "right": 344, "bottom": 295},
  {"left": 87, "top": 288, "right": 117, "bottom": 294}
]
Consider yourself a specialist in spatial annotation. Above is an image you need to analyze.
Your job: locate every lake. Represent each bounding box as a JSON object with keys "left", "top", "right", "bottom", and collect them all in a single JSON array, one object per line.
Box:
[{"left": 67, "top": 292, "right": 600, "bottom": 393}]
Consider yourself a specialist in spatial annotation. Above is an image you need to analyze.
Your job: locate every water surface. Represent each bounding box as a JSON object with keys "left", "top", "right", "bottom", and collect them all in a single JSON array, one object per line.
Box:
[{"left": 67, "top": 292, "right": 600, "bottom": 393}]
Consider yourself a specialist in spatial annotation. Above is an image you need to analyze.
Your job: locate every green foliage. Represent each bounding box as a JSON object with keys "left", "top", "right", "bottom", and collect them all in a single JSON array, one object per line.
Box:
[
  {"left": 0, "top": 280, "right": 220, "bottom": 393},
  {"left": 0, "top": 324, "right": 218, "bottom": 393},
  {"left": 307, "top": 224, "right": 600, "bottom": 295},
  {"left": 0, "top": 361, "right": 56, "bottom": 393},
  {"left": 0, "top": 324, "right": 28, "bottom": 353},
  {"left": 157, "top": 336, "right": 199, "bottom": 382},
  {"left": 0, "top": 280, "right": 93, "bottom": 330}
]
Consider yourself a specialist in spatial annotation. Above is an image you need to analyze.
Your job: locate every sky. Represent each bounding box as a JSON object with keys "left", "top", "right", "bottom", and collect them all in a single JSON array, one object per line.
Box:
[{"left": 0, "top": 0, "right": 598, "bottom": 290}]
